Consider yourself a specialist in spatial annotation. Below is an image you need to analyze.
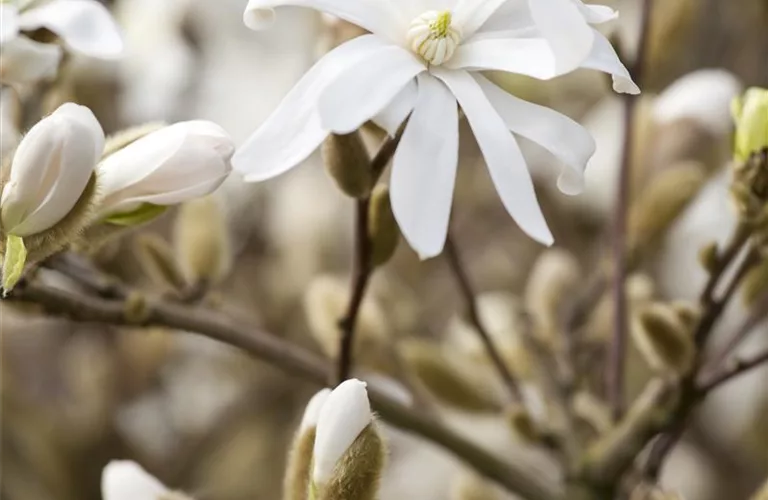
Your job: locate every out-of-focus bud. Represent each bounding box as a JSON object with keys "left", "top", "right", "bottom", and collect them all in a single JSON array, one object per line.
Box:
[
  {"left": 697, "top": 242, "right": 719, "bottom": 274},
  {"left": 741, "top": 258, "right": 768, "bottom": 306},
  {"left": 174, "top": 195, "right": 231, "bottom": 287},
  {"left": 452, "top": 472, "right": 504, "bottom": 500},
  {"left": 101, "top": 460, "right": 193, "bottom": 500},
  {"left": 732, "top": 88, "right": 768, "bottom": 163},
  {"left": 312, "top": 379, "right": 385, "bottom": 500},
  {"left": 505, "top": 404, "right": 539, "bottom": 443},
  {"left": 368, "top": 185, "right": 399, "bottom": 267},
  {"left": 322, "top": 131, "right": 372, "bottom": 198},
  {"left": 135, "top": 234, "right": 188, "bottom": 295},
  {"left": 284, "top": 389, "right": 331, "bottom": 500},
  {"left": 96, "top": 121, "right": 234, "bottom": 225},
  {"left": 524, "top": 249, "right": 581, "bottom": 343},
  {"left": 630, "top": 483, "right": 685, "bottom": 500},
  {"left": 631, "top": 303, "right": 695, "bottom": 376},
  {"left": 751, "top": 478, "right": 768, "bottom": 500},
  {"left": 1, "top": 103, "right": 103, "bottom": 238},
  {"left": 730, "top": 148, "right": 768, "bottom": 224}
]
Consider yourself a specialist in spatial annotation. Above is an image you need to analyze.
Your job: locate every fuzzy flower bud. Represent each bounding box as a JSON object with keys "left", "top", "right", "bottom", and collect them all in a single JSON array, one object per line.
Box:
[
  {"left": 284, "top": 389, "right": 332, "bottom": 500},
  {"left": 0, "top": 102, "right": 103, "bottom": 237},
  {"left": 96, "top": 121, "right": 234, "bottom": 225},
  {"left": 732, "top": 88, "right": 768, "bottom": 163},
  {"left": 101, "top": 460, "right": 192, "bottom": 500},
  {"left": 312, "top": 379, "right": 373, "bottom": 489}
]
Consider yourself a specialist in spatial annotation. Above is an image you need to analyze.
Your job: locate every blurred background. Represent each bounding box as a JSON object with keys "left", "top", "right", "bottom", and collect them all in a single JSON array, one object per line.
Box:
[{"left": 2, "top": 0, "right": 768, "bottom": 499}]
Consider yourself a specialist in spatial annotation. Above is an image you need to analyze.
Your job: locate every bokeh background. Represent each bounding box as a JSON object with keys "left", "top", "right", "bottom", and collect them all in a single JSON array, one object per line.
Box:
[{"left": 2, "top": 0, "right": 768, "bottom": 499}]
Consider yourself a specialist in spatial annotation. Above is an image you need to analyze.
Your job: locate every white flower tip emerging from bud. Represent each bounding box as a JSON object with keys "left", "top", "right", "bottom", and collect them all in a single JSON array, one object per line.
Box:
[
  {"left": 300, "top": 388, "right": 331, "bottom": 432},
  {"left": 243, "top": 2, "right": 276, "bottom": 31},
  {"left": 101, "top": 460, "right": 171, "bottom": 500},
  {"left": 96, "top": 120, "right": 234, "bottom": 222},
  {"left": 312, "top": 379, "right": 372, "bottom": 487},
  {"left": 1, "top": 102, "right": 103, "bottom": 237},
  {"left": 407, "top": 10, "right": 461, "bottom": 66}
]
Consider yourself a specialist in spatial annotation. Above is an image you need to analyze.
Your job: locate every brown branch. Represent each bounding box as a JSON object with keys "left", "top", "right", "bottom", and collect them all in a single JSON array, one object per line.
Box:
[
  {"left": 607, "top": 0, "right": 655, "bottom": 421},
  {"left": 705, "top": 287, "right": 768, "bottom": 372},
  {"left": 6, "top": 278, "right": 558, "bottom": 500},
  {"left": 445, "top": 233, "right": 522, "bottom": 403},
  {"left": 699, "top": 349, "right": 768, "bottom": 393}
]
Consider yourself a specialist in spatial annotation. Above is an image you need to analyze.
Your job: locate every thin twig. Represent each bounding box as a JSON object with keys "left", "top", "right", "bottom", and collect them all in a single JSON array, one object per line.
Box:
[
  {"left": 7, "top": 279, "right": 558, "bottom": 500},
  {"left": 444, "top": 234, "right": 522, "bottom": 402},
  {"left": 699, "top": 349, "right": 768, "bottom": 393},
  {"left": 705, "top": 288, "right": 768, "bottom": 371},
  {"left": 608, "top": 0, "right": 655, "bottom": 421}
]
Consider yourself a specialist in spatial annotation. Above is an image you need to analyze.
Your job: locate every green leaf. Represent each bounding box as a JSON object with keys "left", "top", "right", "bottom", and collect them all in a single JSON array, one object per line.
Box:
[
  {"left": 2, "top": 235, "right": 27, "bottom": 294},
  {"left": 104, "top": 203, "right": 168, "bottom": 227}
]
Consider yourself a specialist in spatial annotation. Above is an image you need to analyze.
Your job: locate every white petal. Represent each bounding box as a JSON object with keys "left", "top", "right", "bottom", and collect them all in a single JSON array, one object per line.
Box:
[
  {"left": 18, "top": 0, "right": 123, "bottom": 59},
  {"left": 446, "top": 37, "right": 559, "bottom": 80},
  {"left": 576, "top": 2, "right": 618, "bottom": 24},
  {"left": 300, "top": 388, "right": 331, "bottom": 432},
  {"left": 101, "top": 461, "right": 170, "bottom": 500},
  {"left": 452, "top": 0, "right": 508, "bottom": 38},
  {"left": 313, "top": 379, "right": 372, "bottom": 487},
  {"left": 372, "top": 79, "right": 417, "bottom": 137},
  {"left": 580, "top": 29, "right": 639, "bottom": 94},
  {"left": 390, "top": 73, "right": 458, "bottom": 260},
  {"left": 475, "top": 0, "right": 533, "bottom": 33},
  {"left": 0, "top": 35, "right": 62, "bottom": 85},
  {"left": 233, "top": 35, "right": 389, "bottom": 182},
  {"left": 434, "top": 69, "right": 553, "bottom": 246},
  {"left": 0, "top": 4, "right": 19, "bottom": 44},
  {"left": 318, "top": 46, "right": 423, "bottom": 134},
  {"left": 528, "top": 0, "right": 594, "bottom": 74},
  {"left": 243, "top": 0, "right": 406, "bottom": 43},
  {"left": 474, "top": 73, "right": 596, "bottom": 195}
]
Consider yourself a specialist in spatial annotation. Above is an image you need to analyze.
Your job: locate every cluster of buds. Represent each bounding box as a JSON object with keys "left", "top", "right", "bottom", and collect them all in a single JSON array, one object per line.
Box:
[
  {"left": 0, "top": 102, "right": 234, "bottom": 292},
  {"left": 730, "top": 88, "right": 768, "bottom": 226}
]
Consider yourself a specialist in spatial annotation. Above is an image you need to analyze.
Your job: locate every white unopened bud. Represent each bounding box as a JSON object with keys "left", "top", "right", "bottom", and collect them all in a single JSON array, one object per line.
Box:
[
  {"left": 312, "top": 379, "right": 372, "bottom": 488},
  {"left": 96, "top": 121, "right": 234, "bottom": 224},
  {"left": 101, "top": 460, "right": 192, "bottom": 500},
  {"left": 300, "top": 388, "right": 331, "bottom": 432},
  {"left": 0, "top": 102, "right": 103, "bottom": 237}
]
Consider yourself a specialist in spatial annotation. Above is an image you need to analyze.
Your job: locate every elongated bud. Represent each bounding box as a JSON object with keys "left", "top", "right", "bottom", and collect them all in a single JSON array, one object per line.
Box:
[
  {"left": 322, "top": 132, "right": 372, "bottom": 198},
  {"left": 173, "top": 195, "right": 231, "bottom": 287},
  {"left": 732, "top": 88, "right": 768, "bottom": 163},
  {"left": 741, "top": 259, "right": 768, "bottom": 306},
  {"left": 698, "top": 242, "right": 719, "bottom": 274},
  {"left": 401, "top": 340, "right": 502, "bottom": 412},
  {"left": 524, "top": 249, "right": 581, "bottom": 342},
  {"left": 102, "top": 122, "right": 166, "bottom": 159},
  {"left": 135, "top": 234, "right": 188, "bottom": 294},
  {"left": 318, "top": 425, "right": 386, "bottom": 500},
  {"left": 96, "top": 121, "right": 234, "bottom": 225},
  {"left": 452, "top": 473, "right": 503, "bottom": 500},
  {"left": 632, "top": 303, "right": 695, "bottom": 376},
  {"left": 505, "top": 404, "right": 539, "bottom": 442},
  {"left": 368, "top": 185, "right": 399, "bottom": 267},
  {"left": 284, "top": 389, "right": 331, "bottom": 500},
  {"left": 101, "top": 460, "right": 193, "bottom": 500},
  {"left": 312, "top": 380, "right": 376, "bottom": 493}
]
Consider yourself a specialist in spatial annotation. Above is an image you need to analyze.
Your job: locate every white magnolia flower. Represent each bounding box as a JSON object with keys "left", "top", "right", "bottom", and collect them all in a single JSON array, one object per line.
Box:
[
  {"left": 0, "top": 102, "right": 104, "bottom": 237},
  {"left": 300, "top": 387, "right": 332, "bottom": 432},
  {"left": 0, "top": 0, "right": 123, "bottom": 85},
  {"left": 96, "top": 121, "right": 235, "bottom": 221},
  {"left": 313, "top": 379, "right": 372, "bottom": 487},
  {"left": 233, "top": 0, "right": 638, "bottom": 258},
  {"left": 101, "top": 460, "right": 192, "bottom": 500}
]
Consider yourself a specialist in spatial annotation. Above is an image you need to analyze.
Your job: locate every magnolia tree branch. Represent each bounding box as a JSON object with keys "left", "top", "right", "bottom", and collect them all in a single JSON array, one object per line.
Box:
[
  {"left": 445, "top": 234, "right": 523, "bottom": 403},
  {"left": 7, "top": 277, "right": 558, "bottom": 500},
  {"left": 608, "top": 0, "right": 655, "bottom": 421}
]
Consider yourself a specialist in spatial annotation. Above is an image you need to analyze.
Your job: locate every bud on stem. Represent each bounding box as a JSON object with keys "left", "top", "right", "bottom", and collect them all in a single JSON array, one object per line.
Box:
[
  {"left": 322, "top": 132, "right": 373, "bottom": 198},
  {"left": 367, "top": 185, "right": 399, "bottom": 267}
]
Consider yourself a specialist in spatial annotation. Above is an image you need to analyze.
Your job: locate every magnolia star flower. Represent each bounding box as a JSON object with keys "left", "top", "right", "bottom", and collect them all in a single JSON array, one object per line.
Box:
[
  {"left": 233, "top": 0, "right": 639, "bottom": 258},
  {"left": 0, "top": 0, "right": 123, "bottom": 85}
]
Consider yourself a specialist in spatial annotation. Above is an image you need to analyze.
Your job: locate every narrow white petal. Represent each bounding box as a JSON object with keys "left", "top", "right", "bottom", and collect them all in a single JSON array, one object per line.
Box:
[
  {"left": 0, "top": 5, "right": 19, "bottom": 44},
  {"left": 243, "top": 0, "right": 406, "bottom": 43},
  {"left": 373, "top": 79, "right": 417, "bottom": 137},
  {"left": 101, "top": 461, "right": 170, "bottom": 500},
  {"left": 435, "top": 69, "right": 553, "bottom": 246},
  {"left": 452, "top": 0, "right": 508, "bottom": 38},
  {"left": 474, "top": 73, "right": 596, "bottom": 195},
  {"left": 581, "top": 29, "right": 639, "bottom": 94},
  {"left": 313, "top": 379, "right": 372, "bottom": 486},
  {"left": 446, "top": 37, "right": 559, "bottom": 80},
  {"left": 576, "top": 2, "right": 618, "bottom": 24},
  {"left": 18, "top": 0, "right": 123, "bottom": 59},
  {"left": 475, "top": 0, "right": 532, "bottom": 33},
  {"left": 528, "top": 0, "right": 594, "bottom": 74},
  {"left": 233, "top": 35, "right": 390, "bottom": 182},
  {"left": 0, "top": 35, "right": 62, "bottom": 85},
  {"left": 390, "top": 73, "right": 458, "bottom": 260},
  {"left": 318, "top": 46, "right": 423, "bottom": 134},
  {"left": 300, "top": 388, "right": 331, "bottom": 432}
]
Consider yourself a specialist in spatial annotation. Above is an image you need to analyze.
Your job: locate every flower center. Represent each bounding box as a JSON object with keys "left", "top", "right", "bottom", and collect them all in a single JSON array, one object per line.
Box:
[{"left": 407, "top": 10, "right": 462, "bottom": 66}]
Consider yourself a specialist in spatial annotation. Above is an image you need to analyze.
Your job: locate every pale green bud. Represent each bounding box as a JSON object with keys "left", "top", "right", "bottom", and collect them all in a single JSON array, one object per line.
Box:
[
  {"left": 632, "top": 303, "right": 695, "bottom": 376},
  {"left": 135, "top": 234, "right": 188, "bottom": 294},
  {"left": 733, "top": 88, "right": 768, "bottom": 163},
  {"left": 321, "top": 132, "right": 372, "bottom": 198},
  {"left": 368, "top": 185, "right": 399, "bottom": 267},
  {"left": 173, "top": 195, "right": 232, "bottom": 287}
]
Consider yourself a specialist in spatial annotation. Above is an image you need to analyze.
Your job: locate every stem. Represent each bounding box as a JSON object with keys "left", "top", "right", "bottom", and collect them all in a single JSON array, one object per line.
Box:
[
  {"left": 445, "top": 234, "right": 522, "bottom": 403},
  {"left": 607, "top": 0, "right": 655, "bottom": 421},
  {"left": 699, "top": 349, "right": 768, "bottom": 393},
  {"left": 8, "top": 279, "right": 557, "bottom": 500},
  {"left": 705, "top": 287, "right": 768, "bottom": 371}
]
